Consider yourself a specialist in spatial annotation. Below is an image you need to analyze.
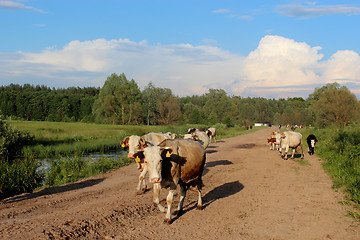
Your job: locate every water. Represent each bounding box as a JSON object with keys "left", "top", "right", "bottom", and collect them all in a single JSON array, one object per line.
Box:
[{"left": 38, "top": 150, "right": 128, "bottom": 174}]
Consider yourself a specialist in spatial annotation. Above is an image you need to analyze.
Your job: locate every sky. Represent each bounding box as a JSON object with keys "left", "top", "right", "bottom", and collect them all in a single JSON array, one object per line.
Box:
[{"left": 1, "top": 0, "right": 360, "bottom": 99}]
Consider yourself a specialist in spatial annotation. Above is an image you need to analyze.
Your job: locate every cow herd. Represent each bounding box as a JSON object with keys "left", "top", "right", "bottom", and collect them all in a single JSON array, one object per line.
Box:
[
  {"left": 120, "top": 126, "right": 317, "bottom": 224},
  {"left": 267, "top": 129, "right": 318, "bottom": 160},
  {"left": 120, "top": 127, "right": 215, "bottom": 224}
]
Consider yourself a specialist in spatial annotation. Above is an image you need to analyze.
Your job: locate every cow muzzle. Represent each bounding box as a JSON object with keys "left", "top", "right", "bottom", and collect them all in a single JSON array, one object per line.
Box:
[
  {"left": 151, "top": 177, "right": 161, "bottom": 183},
  {"left": 128, "top": 153, "right": 134, "bottom": 159}
]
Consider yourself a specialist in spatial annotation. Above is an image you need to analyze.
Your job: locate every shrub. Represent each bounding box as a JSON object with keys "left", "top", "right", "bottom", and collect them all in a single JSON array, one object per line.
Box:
[{"left": 0, "top": 116, "right": 43, "bottom": 199}]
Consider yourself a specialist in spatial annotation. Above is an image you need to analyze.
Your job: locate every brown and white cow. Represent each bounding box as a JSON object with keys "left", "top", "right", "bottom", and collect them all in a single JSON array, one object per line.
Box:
[
  {"left": 267, "top": 137, "right": 276, "bottom": 150},
  {"left": 133, "top": 139, "right": 206, "bottom": 224},
  {"left": 121, "top": 132, "right": 170, "bottom": 194},
  {"left": 279, "top": 131, "right": 304, "bottom": 160},
  {"left": 206, "top": 127, "right": 216, "bottom": 143}
]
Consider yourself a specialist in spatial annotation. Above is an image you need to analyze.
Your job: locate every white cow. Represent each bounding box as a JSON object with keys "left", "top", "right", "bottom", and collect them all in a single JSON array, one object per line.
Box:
[
  {"left": 279, "top": 131, "right": 304, "bottom": 160},
  {"left": 185, "top": 130, "right": 210, "bottom": 149},
  {"left": 121, "top": 132, "right": 170, "bottom": 194}
]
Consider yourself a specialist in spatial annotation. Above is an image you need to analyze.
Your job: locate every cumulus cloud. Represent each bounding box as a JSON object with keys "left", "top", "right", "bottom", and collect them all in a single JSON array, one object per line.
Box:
[
  {"left": 320, "top": 50, "right": 360, "bottom": 84},
  {"left": 2, "top": 35, "right": 360, "bottom": 99},
  {"left": 276, "top": 4, "right": 360, "bottom": 18},
  {"left": 0, "top": 0, "right": 47, "bottom": 13},
  {"left": 243, "top": 35, "right": 323, "bottom": 87}
]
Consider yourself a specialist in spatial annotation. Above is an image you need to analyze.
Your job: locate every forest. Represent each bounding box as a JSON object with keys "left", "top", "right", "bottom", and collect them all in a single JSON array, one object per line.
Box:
[{"left": 1, "top": 73, "right": 359, "bottom": 128}]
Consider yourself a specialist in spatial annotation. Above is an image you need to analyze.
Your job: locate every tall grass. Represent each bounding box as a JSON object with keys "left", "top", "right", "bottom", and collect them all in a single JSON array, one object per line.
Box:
[{"left": 45, "top": 154, "right": 132, "bottom": 186}]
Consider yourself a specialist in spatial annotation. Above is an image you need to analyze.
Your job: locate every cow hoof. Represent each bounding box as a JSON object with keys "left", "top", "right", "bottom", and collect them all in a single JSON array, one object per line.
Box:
[
  {"left": 164, "top": 218, "right": 172, "bottom": 224},
  {"left": 136, "top": 191, "right": 143, "bottom": 195},
  {"left": 197, "top": 205, "right": 203, "bottom": 210}
]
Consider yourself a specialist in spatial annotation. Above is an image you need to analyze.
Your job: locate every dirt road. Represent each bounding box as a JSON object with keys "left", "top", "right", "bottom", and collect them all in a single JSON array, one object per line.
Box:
[{"left": 1, "top": 128, "right": 359, "bottom": 239}]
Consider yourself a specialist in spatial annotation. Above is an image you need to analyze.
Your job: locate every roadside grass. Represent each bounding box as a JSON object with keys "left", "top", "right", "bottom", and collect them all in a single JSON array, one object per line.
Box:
[{"left": 299, "top": 124, "right": 360, "bottom": 220}]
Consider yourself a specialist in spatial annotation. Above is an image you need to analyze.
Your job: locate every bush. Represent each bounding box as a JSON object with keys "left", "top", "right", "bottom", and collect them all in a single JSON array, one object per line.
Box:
[
  {"left": 0, "top": 158, "right": 44, "bottom": 199},
  {"left": 0, "top": 116, "right": 43, "bottom": 199},
  {"left": 0, "top": 117, "right": 34, "bottom": 162}
]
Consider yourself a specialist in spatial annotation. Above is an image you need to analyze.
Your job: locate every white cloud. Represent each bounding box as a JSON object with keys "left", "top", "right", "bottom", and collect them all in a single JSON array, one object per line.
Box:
[
  {"left": 243, "top": 35, "right": 323, "bottom": 87},
  {"left": 321, "top": 50, "right": 360, "bottom": 84},
  {"left": 212, "top": 8, "right": 230, "bottom": 14},
  {"left": 276, "top": 4, "right": 360, "bottom": 18},
  {"left": 0, "top": 0, "right": 47, "bottom": 13},
  {"left": 2, "top": 35, "right": 360, "bottom": 99}
]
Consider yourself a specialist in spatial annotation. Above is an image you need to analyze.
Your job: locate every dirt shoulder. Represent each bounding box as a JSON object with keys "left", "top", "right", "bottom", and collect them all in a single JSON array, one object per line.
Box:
[{"left": 1, "top": 128, "right": 359, "bottom": 239}]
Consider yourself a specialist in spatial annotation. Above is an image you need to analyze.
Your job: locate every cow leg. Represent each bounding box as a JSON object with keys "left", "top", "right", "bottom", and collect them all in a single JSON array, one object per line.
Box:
[
  {"left": 291, "top": 148, "right": 295, "bottom": 158},
  {"left": 153, "top": 183, "right": 166, "bottom": 213},
  {"left": 175, "top": 185, "right": 187, "bottom": 216},
  {"left": 196, "top": 183, "right": 203, "bottom": 210},
  {"left": 140, "top": 166, "right": 148, "bottom": 192},
  {"left": 136, "top": 167, "right": 148, "bottom": 194},
  {"left": 164, "top": 188, "right": 176, "bottom": 224}
]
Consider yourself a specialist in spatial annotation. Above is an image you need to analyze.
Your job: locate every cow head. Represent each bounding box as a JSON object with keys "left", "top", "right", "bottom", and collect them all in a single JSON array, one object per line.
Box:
[
  {"left": 123, "top": 135, "right": 148, "bottom": 159},
  {"left": 133, "top": 146, "right": 173, "bottom": 184}
]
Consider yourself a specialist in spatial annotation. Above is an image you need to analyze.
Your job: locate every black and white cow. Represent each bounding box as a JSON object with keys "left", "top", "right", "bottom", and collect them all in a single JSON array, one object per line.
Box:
[{"left": 306, "top": 134, "right": 318, "bottom": 155}]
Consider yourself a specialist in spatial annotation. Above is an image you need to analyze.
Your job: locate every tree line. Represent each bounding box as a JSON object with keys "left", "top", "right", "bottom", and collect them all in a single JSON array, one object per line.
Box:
[{"left": 1, "top": 73, "right": 359, "bottom": 127}]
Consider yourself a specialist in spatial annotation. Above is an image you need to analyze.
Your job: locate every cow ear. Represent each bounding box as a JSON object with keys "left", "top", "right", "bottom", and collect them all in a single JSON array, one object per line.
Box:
[
  {"left": 139, "top": 137, "right": 148, "bottom": 148},
  {"left": 133, "top": 151, "right": 144, "bottom": 163},
  {"left": 121, "top": 136, "right": 130, "bottom": 148},
  {"left": 161, "top": 147, "right": 173, "bottom": 158}
]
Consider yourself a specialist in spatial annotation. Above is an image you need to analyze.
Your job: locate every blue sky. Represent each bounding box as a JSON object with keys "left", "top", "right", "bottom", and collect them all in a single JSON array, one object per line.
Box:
[{"left": 1, "top": 0, "right": 360, "bottom": 99}]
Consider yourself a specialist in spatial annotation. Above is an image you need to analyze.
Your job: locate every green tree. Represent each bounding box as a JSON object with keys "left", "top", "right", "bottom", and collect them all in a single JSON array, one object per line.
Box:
[
  {"left": 93, "top": 73, "right": 142, "bottom": 125},
  {"left": 155, "top": 88, "right": 182, "bottom": 125},
  {"left": 203, "top": 89, "right": 232, "bottom": 123},
  {"left": 142, "top": 82, "right": 158, "bottom": 125},
  {"left": 308, "top": 83, "right": 359, "bottom": 127}
]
